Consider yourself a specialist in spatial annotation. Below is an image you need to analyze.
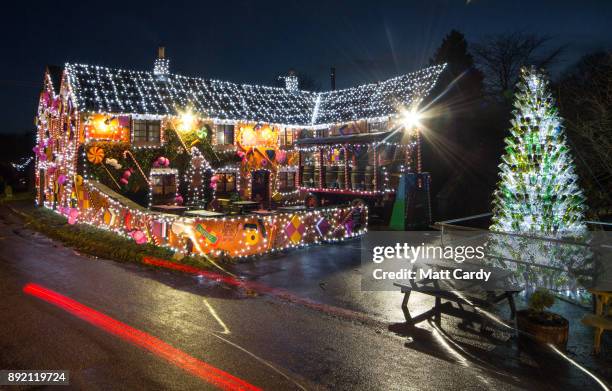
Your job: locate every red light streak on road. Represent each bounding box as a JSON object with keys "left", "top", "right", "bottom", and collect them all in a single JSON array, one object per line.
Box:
[{"left": 23, "top": 283, "right": 262, "bottom": 391}]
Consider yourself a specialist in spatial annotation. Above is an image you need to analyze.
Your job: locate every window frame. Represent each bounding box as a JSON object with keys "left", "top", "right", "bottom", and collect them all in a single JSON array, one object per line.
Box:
[
  {"left": 216, "top": 173, "right": 237, "bottom": 194},
  {"left": 215, "top": 124, "right": 235, "bottom": 145},
  {"left": 132, "top": 119, "right": 161, "bottom": 146},
  {"left": 278, "top": 171, "right": 296, "bottom": 192}
]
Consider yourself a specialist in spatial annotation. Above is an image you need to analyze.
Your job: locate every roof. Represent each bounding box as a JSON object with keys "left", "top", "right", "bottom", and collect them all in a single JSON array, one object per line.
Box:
[
  {"left": 64, "top": 63, "right": 445, "bottom": 127},
  {"left": 295, "top": 131, "right": 399, "bottom": 146},
  {"left": 45, "top": 65, "right": 63, "bottom": 95}
]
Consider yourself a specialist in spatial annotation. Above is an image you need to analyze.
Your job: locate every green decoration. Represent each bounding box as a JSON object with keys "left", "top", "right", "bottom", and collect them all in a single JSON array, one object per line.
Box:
[{"left": 389, "top": 174, "right": 406, "bottom": 230}]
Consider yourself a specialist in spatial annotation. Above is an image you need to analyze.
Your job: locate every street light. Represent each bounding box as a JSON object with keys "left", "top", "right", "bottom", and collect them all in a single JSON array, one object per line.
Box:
[
  {"left": 177, "top": 109, "right": 196, "bottom": 133},
  {"left": 401, "top": 108, "right": 422, "bottom": 130}
]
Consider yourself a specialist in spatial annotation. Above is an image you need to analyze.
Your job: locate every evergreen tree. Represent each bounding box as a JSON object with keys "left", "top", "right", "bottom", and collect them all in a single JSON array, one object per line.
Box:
[
  {"left": 425, "top": 30, "right": 489, "bottom": 219},
  {"left": 429, "top": 30, "right": 484, "bottom": 102},
  {"left": 490, "top": 67, "right": 586, "bottom": 238}
]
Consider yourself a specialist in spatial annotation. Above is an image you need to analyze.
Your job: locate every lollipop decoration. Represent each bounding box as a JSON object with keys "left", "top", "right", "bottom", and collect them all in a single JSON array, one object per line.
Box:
[
  {"left": 87, "top": 146, "right": 105, "bottom": 164},
  {"left": 87, "top": 146, "right": 121, "bottom": 190}
]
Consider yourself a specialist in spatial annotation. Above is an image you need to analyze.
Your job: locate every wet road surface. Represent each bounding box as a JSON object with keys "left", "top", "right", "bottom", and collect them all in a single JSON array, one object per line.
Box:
[{"left": 0, "top": 205, "right": 608, "bottom": 390}]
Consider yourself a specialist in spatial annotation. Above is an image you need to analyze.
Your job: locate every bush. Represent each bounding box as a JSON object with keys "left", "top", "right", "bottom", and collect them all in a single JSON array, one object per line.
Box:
[{"left": 528, "top": 288, "right": 555, "bottom": 312}]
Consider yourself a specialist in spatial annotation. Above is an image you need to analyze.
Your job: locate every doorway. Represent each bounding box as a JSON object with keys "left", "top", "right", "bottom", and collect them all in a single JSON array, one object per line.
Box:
[{"left": 250, "top": 169, "right": 270, "bottom": 207}]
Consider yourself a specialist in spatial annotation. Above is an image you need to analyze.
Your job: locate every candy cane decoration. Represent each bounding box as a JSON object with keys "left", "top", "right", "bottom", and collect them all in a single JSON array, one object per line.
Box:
[
  {"left": 123, "top": 150, "right": 151, "bottom": 185},
  {"left": 333, "top": 207, "right": 358, "bottom": 234},
  {"left": 102, "top": 164, "right": 122, "bottom": 190},
  {"left": 171, "top": 127, "right": 191, "bottom": 155}
]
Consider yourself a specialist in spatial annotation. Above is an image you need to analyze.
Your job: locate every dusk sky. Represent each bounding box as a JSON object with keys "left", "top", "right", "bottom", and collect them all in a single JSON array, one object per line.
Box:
[{"left": 2, "top": 0, "right": 611, "bottom": 134}]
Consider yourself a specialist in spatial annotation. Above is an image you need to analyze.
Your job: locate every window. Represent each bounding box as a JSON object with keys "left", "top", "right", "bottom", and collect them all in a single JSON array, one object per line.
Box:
[
  {"left": 150, "top": 174, "right": 177, "bottom": 204},
  {"left": 278, "top": 171, "right": 296, "bottom": 191},
  {"left": 133, "top": 119, "right": 161, "bottom": 146},
  {"left": 216, "top": 173, "right": 236, "bottom": 194},
  {"left": 281, "top": 128, "right": 295, "bottom": 146},
  {"left": 367, "top": 120, "right": 387, "bottom": 133},
  {"left": 215, "top": 124, "right": 234, "bottom": 145}
]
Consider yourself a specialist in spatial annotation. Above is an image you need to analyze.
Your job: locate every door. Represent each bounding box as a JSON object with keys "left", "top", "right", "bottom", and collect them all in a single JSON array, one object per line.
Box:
[{"left": 250, "top": 170, "right": 270, "bottom": 207}]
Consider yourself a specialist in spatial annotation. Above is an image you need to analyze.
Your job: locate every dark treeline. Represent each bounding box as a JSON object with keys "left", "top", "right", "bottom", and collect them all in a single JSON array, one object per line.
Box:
[
  {"left": 0, "top": 130, "right": 36, "bottom": 192},
  {"left": 422, "top": 30, "right": 612, "bottom": 221}
]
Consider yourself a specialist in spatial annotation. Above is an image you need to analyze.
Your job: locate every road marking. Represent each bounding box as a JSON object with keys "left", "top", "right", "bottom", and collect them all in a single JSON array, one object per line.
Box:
[
  {"left": 203, "top": 298, "right": 231, "bottom": 335},
  {"left": 23, "top": 283, "right": 261, "bottom": 391}
]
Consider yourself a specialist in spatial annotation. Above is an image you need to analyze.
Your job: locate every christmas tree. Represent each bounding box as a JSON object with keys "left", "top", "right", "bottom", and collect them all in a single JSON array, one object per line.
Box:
[{"left": 490, "top": 67, "right": 587, "bottom": 238}]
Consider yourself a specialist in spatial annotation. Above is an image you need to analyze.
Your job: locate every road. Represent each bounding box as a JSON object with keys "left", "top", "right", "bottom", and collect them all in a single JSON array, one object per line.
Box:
[{"left": 0, "top": 204, "right": 606, "bottom": 390}]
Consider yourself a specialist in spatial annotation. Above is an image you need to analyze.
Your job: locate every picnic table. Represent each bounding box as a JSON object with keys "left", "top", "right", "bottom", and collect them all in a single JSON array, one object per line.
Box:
[
  {"left": 184, "top": 209, "right": 226, "bottom": 218},
  {"left": 232, "top": 200, "right": 259, "bottom": 214},
  {"left": 277, "top": 205, "right": 306, "bottom": 212},
  {"left": 251, "top": 209, "right": 277, "bottom": 216},
  {"left": 151, "top": 205, "right": 187, "bottom": 215},
  {"left": 394, "top": 261, "right": 521, "bottom": 330}
]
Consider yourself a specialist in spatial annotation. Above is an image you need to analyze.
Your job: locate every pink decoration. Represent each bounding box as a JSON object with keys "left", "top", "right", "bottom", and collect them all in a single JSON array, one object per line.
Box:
[
  {"left": 122, "top": 169, "right": 132, "bottom": 179},
  {"left": 153, "top": 156, "right": 170, "bottom": 168},
  {"left": 118, "top": 116, "right": 130, "bottom": 127},
  {"left": 42, "top": 92, "right": 50, "bottom": 106},
  {"left": 68, "top": 208, "right": 79, "bottom": 225},
  {"left": 275, "top": 150, "right": 287, "bottom": 164},
  {"left": 47, "top": 166, "right": 56, "bottom": 175},
  {"left": 344, "top": 220, "right": 354, "bottom": 236},
  {"left": 175, "top": 194, "right": 184, "bottom": 205},
  {"left": 51, "top": 97, "right": 60, "bottom": 112},
  {"left": 57, "top": 174, "right": 67, "bottom": 185},
  {"left": 119, "top": 178, "right": 129, "bottom": 186},
  {"left": 129, "top": 230, "right": 148, "bottom": 245},
  {"left": 33, "top": 145, "right": 47, "bottom": 160}
]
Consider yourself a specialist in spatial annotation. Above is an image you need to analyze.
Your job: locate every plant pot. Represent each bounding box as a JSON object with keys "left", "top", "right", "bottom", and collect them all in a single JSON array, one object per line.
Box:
[{"left": 516, "top": 309, "right": 569, "bottom": 350}]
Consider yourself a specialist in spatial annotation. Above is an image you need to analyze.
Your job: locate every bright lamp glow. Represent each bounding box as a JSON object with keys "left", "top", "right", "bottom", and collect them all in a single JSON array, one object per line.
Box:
[
  {"left": 177, "top": 110, "right": 196, "bottom": 132},
  {"left": 401, "top": 109, "right": 421, "bottom": 129}
]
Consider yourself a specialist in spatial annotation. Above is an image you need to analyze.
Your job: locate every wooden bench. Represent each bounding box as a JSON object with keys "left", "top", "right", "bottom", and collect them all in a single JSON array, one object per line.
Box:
[{"left": 582, "top": 289, "right": 612, "bottom": 354}]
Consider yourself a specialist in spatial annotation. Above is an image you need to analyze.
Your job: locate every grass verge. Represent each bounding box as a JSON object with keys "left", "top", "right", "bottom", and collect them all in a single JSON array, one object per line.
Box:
[{"left": 4, "top": 197, "right": 217, "bottom": 271}]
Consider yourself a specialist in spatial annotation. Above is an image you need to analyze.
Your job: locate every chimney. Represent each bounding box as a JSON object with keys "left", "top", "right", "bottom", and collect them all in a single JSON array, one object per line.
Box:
[
  {"left": 330, "top": 66, "right": 336, "bottom": 91},
  {"left": 284, "top": 69, "right": 299, "bottom": 92},
  {"left": 153, "top": 46, "right": 170, "bottom": 80}
]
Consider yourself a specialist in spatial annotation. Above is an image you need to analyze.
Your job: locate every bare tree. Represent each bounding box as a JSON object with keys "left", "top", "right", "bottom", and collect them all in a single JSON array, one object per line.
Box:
[
  {"left": 473, "top": 33, "right": 566, "bottom": 99},
  {"left": 558, "top": 52, "right": 612, "bottom": 216}
]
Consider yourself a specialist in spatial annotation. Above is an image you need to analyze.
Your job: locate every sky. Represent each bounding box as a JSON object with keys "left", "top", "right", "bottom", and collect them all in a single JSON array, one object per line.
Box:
[{"left": 1, "top": 0, "right": 611, "bottom": 134}]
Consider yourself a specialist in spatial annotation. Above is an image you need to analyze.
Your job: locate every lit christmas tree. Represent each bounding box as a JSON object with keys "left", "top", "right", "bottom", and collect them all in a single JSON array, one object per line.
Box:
[{"left": 490, "top": 67, "right": 587, "bottom": 238}]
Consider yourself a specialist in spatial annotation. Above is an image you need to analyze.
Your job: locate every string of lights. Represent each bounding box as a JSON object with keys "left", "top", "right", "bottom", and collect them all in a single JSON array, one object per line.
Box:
[{"left": 65, "top": 63, "right": 445, "bottom": 127}]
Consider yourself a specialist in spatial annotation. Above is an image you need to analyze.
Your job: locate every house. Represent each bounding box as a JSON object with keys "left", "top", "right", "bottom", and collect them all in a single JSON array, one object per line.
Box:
[{"left": 33, "top": 48, "right": 444, "bottom": 257}]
